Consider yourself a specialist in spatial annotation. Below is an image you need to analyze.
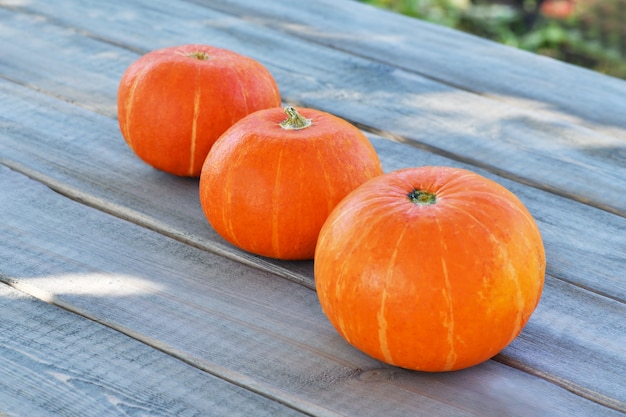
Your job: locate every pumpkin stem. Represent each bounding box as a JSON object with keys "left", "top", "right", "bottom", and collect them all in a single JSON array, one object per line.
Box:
[
  {"left": 408, "top": 189, "right": 437, "bottom": 205},
  {"left": 187, "top": 51, "right": 210, "bottom": 60},
  {"left": 279, "top": 106, "right": 312, "bottom": 130}
]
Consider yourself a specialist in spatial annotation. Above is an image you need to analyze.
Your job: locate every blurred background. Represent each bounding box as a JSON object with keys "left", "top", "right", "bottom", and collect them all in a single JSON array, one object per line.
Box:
[{"left": 357, "top": 0, "right": 626, "bottom": 79}]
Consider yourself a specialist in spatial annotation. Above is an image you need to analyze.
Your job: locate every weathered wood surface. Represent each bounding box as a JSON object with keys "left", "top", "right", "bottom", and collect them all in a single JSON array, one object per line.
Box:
[
  {"left": 0, "top": 283, "right": 306, "bottom": 417},
  {"left": 1, "top": 167, "right": 622, "bottom": 417},
  {"left": 2, "top": 0, "right": 625, "bottom": 216},
  {"left": 1, "top": 0, "right": 624, "bottom": 297},
  {"left": 0, "top": 0, "right": 625, "bottom": 415},
  {"left": 1, "top": 78, "right": 624, "bottom": 301},
  {"left": 206, "top": 0, "right": 626, "bottom": 140}
]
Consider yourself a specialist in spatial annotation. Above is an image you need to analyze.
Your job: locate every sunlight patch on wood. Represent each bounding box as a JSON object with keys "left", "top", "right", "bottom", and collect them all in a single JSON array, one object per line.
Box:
[{"left": 15, "top": 273, "right": 166, "bottom": 299}]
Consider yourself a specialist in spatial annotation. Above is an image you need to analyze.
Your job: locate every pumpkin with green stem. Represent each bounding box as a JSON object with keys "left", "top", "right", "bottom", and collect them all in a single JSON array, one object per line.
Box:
[
  {"left": 199, "top": 106, "right": 383, "bottom": 260},
  {"left": 315, "top": 166, "right": 545, "bottom": 371},
  {"left": 117, "top": 44, "right": 281, "bottom": 176}
]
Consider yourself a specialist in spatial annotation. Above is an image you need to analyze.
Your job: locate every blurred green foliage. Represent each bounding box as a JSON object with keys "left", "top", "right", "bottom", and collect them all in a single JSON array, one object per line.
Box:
[{"left": 358, "top": 0, "right": 626, "bottom": 79}]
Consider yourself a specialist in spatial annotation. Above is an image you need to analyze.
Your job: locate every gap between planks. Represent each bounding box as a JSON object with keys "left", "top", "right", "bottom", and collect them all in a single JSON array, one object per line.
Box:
[
  {"left": 0, "top": 3, "right": 623, "bottom": 410},
  {"left": 1, "top": 159, "right": 624, "bottom": 414},
  {"left": 194, "top": 0, "right": 626, "bottom": 218},
  {"left": 287, "top": 97, "right": 626, "bottom": 219},
  {"left": 1, "top": 2, "right": 624, "bottom": 219},
  {"left": 4, "top": 156, "right": 623, "bottom": 304},
  {"left": 493, "top": 354, "right": 626, "bottom": 415},
  {"left": 0, "top": 280, "right": 332, "bottom": 417},
  {"left": 0, "top": 159, "right": 314, "bottom": 291}
]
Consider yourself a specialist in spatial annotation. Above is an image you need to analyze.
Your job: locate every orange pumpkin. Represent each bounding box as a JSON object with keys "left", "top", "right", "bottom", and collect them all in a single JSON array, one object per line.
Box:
[
  {"left": 199, "top": 106, "right": 383, "bottom": 260},
  {"left": 315, "top": 166, "right": 545, "bottom": 371},
  {"left": 117, "top": 44, "right": 281, "bottom": 176}
]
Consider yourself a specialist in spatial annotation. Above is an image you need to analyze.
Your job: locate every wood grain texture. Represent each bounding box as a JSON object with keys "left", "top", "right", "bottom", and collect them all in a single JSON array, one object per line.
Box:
[
  {"left": 0, "top": 0, "right": 624, "bottom": 298},
  {"left": 1, "top": 166, "right": 622, "bottom": 416},
  {"left": 0, "top": 56, "right": 624, "bottom": 411},
  {"left": 1, "top": 77, "right": 623, "bottom": 301},
  {"left": 205, "top": 0, "right": 626, "bottom": 140},
  {"left": 0, "top": 0, "right": 624, "bottom": 415},
  {"left": 0, "top": 284, "right": 308, "bottom": 417},
  {"left": 0, "top": 0, "right": 625, "bottom": 216}
]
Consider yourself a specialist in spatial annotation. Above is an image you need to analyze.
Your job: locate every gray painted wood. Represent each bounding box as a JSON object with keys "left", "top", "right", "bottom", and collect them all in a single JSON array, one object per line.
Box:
[
  {"left": 0, "top": 0, "right": 624, "bottom": 415},
  {"left": 206, "top": 0, "right": 626, "bottom": 140},
  {"left": 0, "top": 167, "right": 622, "bottom": 416},
  {"left": 0, "top": 1, "right": 625, "bottom": 216},
  {"left": 0, "top": 0, "right": 624, "bottom": 298},
  {"left": 0, "top": 51, "right": 624, "bottom": 408},
  {"left": 0, "top": 284, "right": 306, "bottom": 417},
  {"left": 1, "top": 78, "right": 624, "bottom": 302}
]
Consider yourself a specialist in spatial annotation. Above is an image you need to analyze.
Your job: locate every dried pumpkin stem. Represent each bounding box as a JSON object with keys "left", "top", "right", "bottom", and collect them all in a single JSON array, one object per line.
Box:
[
  {"left": 187, "top": 51, "right": 210, "bottom": 60},
  {"left": 408, "top": 189, "right": 437, "bottom": 205},
  {"left": 279, "top": 106, "right": 312, "bottom": 130}
]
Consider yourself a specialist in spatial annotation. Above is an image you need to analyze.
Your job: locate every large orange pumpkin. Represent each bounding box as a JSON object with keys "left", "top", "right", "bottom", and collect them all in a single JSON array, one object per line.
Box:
[
  {"left": 199, "top": 106, "right": 383, "bottom": 260},
  {"left": 117, "top": 44, "right": 281, "bottom": 176},
  {"left": 315, "top": 166, "right": 545, "bottom": 371}
]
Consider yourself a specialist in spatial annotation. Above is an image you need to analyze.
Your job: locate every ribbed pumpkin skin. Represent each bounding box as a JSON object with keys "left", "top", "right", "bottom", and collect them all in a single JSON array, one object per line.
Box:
[
  {"left": 314, "top": 166, "right": 545, "bottom": 371},
  {"left": 117, "top": 44, "right": 281, "bottom": 177},
  {"left": 199, "top": 107, "right": 383, "bottom": 260}
]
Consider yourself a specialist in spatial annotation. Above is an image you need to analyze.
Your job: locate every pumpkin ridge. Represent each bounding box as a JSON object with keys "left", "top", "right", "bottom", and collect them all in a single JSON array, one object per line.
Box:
[
  {"left": 436, "top": 217, "right": 458, "bottom": 371},
  {"left": 320, "top": 205, "right": 391, "bottom": 340},
  {"left": 314, "top": 146, "right": 337, "bottom": 215},
  {"left": 222, "top": 168, "right": 243, "bottom": 250},
  {"left": 229, "top": 63, "right": 250, "bottom": 122},
  {"left": 442, "top": 198, "right": 496, "bottom": 234},
  {"left": 510, "top": 259, "right": 526, "bottom": 344},
  {"left": 378, "top": 221, "right": 410, "bottom": 365},
  {"left": 447, "top": 197, "right": 539, "bottom": 357},
  {"left": 376, "top": 288, "right": 393, "bottom": 364},
  {"left": 215, "top": 137, "right": 250, "bottom": 251},
  {"left": 436, "top": 171, "right": 476, "bottom": 193},
  {"left": 121, "top": 63, "right": 152, "bottom": 151},
  {"left": 481, "top": 189, "right": 540, "bottom": 232},
  {"left": 271, "top": 145, "right": 285, "bottom": 257},
  {"left": 491, "top": 243, "right": 527, "bottom": 351},
  {"left": 441, "top": 197, "right": 506, "bottom": 301},
  {"left": 443, "top": 177, "right": 536, "bottom": 230},
  {"left": 189, "top": 84, "right": 202, "bottom": 176}
]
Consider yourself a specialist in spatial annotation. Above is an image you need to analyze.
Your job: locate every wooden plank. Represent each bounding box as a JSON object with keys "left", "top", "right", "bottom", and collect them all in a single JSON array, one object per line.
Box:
[
  {"left": 500, "top": 278, "right": 626, "bottom": 413},
  {"left": 1, "top": 1, "right": 625, "bottom": 216},
  {"left": 0, "top": 1, "right": 620, "bottom": 412},
  {"left": 0, "top": 284, "right": 307, "bottom": 417},
  {"left": 205, "top": 0, "right": 626, "bottom": 140},
  {"left": 0, "top": 8, "right": 122, "bottom": 117},
  {"left": 1, "top": 166, "right": 623, "bottom": 416},
  {"left": 0, "top": 77, "right": 623, "bottom": 304},
  {"left": 1, "top": 77, "right": 625, "bottom": 409}
]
